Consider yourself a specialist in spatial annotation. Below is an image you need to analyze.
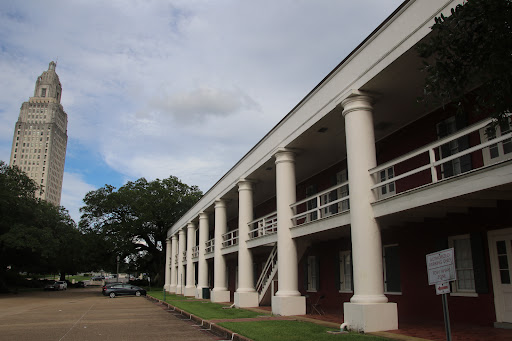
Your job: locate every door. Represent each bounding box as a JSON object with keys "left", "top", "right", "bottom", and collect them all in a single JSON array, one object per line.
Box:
[{"left": 488, "top": 228, "right": 512, "bottom": 323}]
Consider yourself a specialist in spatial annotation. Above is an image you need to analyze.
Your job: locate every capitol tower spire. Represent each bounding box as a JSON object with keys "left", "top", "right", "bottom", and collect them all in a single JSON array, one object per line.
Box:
[{"left": 9, "top": 61, "right": 68, "bottom": 206}]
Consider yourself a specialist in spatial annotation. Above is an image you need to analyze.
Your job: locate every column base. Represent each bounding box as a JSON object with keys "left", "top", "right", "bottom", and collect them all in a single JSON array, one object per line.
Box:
[
  {"left": 169, "top": 285, "right": 177, "bottom": 294},
  {"left": 272, "top": 295, "right": 306, "bottom": 316},
  {"left": 175, "top": 285, "right": 184, "bottom": 295},
  {"left": 234, "top": 291, "right": 259, "bottom": 308},
  {"left": 184, "top": 286, "right": 196, "bottom": 297},
  {"left": 164, "top": 284, "right": 171, "bottom": 292},
  {"left": 210, "top": 290, "right": 231, "bottom": 303},
  {"left": 343, "top": 302, "right": 398, "bottom": 333}
]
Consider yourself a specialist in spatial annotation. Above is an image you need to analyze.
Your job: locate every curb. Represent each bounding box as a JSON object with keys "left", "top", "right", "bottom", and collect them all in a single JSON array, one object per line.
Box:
[{"left": 146, "top": 295, "right": 252, "bottom": 341}]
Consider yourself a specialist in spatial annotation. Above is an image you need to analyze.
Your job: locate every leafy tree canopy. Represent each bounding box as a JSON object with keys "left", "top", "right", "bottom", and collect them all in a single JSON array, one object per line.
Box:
[
  {"left": 417, "top": 0, "right": 512, "bottom": 125},
  {"left": 0, "top": 161, "right": 82, "bottom": 289},
  {"left": 79, "top": 176, "right": 202, "bottom": 284}
]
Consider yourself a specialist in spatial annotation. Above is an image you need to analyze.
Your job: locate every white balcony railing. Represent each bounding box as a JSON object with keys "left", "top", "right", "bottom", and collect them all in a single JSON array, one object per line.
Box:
[
  {"left": 192, "top": 245, "right": 199, "bottom": 259},
  {"left": 290, "top": 181, "right": 350, "bottom": 226},
  {"left": 370, "top": 117, "right": 511, "bottom": 199},
  {"left": 222, "top": 229, "right": 239, "bottom": 248},
  {"left": 205, "top": 238, "right": 215, "bottom": 254},
  {"left": 248, "top": 211, "right": 277, "bottom": 239}
]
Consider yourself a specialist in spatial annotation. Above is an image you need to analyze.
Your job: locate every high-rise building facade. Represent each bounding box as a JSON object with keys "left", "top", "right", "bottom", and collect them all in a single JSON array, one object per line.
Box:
[{"left": 9, "top": 61, "right": 68, "bottom": 206}]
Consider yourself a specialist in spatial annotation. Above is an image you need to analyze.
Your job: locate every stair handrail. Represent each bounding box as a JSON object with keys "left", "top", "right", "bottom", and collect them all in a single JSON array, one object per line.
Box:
[{"left": 256, "top": 244, "right": 278, "bottom": 293}]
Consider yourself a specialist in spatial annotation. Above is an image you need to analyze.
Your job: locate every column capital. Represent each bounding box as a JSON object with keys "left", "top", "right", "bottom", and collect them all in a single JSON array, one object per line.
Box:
[
  {"left": 171, "top": 234, "right": 178, "bottom": 241},
  {"left": 214, "top": 198, "right": 227, "bottom": 209},
  {"left": 199, "top": 212, "right": 208, "bottom": 220},
  {"left": 274, "top": 148, "right": 296, "bottom": 164},
  {"left": 178, "top": 228, "right": 186, "bottom": 235},
  {"left": 238, "top": 178, "right": 255, "bottom": 192},
  {"left": 187, "top": 222, "right": 196, "bottom": 230},
  {"left": 341, "top": 94, "right": 373, "bottom": 117},
  {"left": 166, "top": 238, "right": 171, "bottom": 244}
]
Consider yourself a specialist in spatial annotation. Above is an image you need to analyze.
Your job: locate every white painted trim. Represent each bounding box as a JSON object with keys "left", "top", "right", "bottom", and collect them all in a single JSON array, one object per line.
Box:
[{"left": 488, "top": 228, "right": 512, "bottom": 323}]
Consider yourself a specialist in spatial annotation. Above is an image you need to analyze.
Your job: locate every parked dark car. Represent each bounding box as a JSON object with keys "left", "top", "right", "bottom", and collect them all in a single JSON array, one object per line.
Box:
[
  {"left": 102, "top": 284, "right": 146, "bottom": 298},
  {"left": 101, "top": 282, "right": 122, "bottom": 295}
]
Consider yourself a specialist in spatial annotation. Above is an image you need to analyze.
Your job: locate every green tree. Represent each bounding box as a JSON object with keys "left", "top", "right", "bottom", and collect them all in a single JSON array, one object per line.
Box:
[
  {"left": 417, "top": 0, "right": 512, "bottom": 126},
  {"left": 79, "top": 176, "right": 202, "bottom": 285},
  {"left": 0, "top": 161, "right": 81, "bottom": 289}
]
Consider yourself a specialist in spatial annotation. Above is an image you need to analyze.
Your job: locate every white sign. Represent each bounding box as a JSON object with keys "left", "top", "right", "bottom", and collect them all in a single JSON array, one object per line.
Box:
[
  {"left": 426, "top": 248, "right": 456, "bottom": 285},
  {"left": 435, "top": 282, "right": 451, "bottom": 295}
]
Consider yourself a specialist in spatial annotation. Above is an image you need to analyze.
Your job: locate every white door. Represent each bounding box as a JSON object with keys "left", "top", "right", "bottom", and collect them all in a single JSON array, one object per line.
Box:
[{"left": 488, "top": 228, "right": 512, "bottom": 323}]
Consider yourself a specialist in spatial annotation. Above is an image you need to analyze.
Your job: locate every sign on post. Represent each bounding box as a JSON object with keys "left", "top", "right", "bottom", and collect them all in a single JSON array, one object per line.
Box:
[
  {"left": 426, "top": 248, "right": 456, "bottom": 341},
  {"left": 426, "top": 248, "right": 456, "bottom": 285}
]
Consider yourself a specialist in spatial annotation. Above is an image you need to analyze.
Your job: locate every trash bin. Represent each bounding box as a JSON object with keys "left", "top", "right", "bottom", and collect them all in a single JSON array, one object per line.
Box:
[{"left": 202, "top": 287, "right": 210, "bottom": 299}]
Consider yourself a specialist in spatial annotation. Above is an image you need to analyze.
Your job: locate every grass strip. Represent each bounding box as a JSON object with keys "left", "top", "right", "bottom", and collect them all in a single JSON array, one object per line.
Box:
[
  {"left": 148, "top": 291, "right": 267, "bottom": 320},
  {"left": 218, "top": 320, "right": 392, "bottom": 341}
]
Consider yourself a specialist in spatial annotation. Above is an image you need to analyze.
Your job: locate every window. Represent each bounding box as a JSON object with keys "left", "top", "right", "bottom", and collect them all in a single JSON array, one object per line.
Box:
[
  {"left": 306, "top": 185, "right": 318, "bottom": 221},
  {"left": 496, "top": 240, "right": 511, "bottom": 284},
  {"left": 338, "top": 251, "right": 353, "bottom": 292},
  {"left": 449, "top": 235, "right": 475, "bottom": 293},
  {"left": 436, "top": 115, "right": 472, "bottom": 178},
  {"left": 306, "top": 256, "right": 319, "bottom": 292},
  {"left": 383, "top": 245, "right": 401, "bottom": 293},
  {"left": 480, "top": 116, "right": 512, "bottom": 165},
  {"left": 379, "top": 167, "right": 395, "bottom": 199},
  {"left": 323, "top": 170, "right": 349, "bottom": 217}
]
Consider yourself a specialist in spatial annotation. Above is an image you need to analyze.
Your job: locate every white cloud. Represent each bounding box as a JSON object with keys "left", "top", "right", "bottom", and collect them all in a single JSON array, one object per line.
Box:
[
  {"left": 0, "top": 0, "right": 405, "bottom": 216},
  {"left": 61, "top": 172, "right": 96, "bottom": 224},
  {"left": 150, "top": 86, "right": 260, "bottom": 122}
]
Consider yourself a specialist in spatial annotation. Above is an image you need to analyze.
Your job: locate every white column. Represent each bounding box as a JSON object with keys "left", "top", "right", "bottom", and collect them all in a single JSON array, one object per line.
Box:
[
  {"left": 341, "top": 94, "right": 397, "bottom": 332},
  {"left": 176, "top": 227, "right": 186, "bottom": 295},
  {"left": 184, "top": 222, "right": 196, "bottom": 297},
  {"left": 197, "top": 212, "right": 209, "bottom": 298},
  {"left": 170, "top": 235, "right": 178, "bottom": 293},
  {"left": 164, "top": 238, "right": 171, "bottom": 292},
  {"left": 235, "top": 179, "right": 259, "bottom": 308},
  {"left": 272, "top": 149, "right": 306, "bottom": 316},
  {"left": 211, "top": 199, "right": 231, "bottom": 302}
]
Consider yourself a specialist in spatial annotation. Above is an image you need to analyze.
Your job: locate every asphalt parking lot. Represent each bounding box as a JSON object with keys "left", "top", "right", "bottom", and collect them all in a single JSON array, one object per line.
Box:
[{"left": 0, "top": 287, "right": 218, "bottom": 341}]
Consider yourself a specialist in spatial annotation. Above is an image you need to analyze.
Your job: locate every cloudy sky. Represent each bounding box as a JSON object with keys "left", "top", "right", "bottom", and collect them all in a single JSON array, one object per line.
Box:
[{"left": 0, "top": 0, "right": 404, "bottom": 223}]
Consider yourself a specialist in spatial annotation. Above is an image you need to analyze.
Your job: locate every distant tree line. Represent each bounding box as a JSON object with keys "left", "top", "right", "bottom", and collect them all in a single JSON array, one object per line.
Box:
[
  {"left": 0, "top": 160, "right": 202, "bottom": 291},
  {"left": 0, "top": 161, "right": 83, "bottom": 291}
]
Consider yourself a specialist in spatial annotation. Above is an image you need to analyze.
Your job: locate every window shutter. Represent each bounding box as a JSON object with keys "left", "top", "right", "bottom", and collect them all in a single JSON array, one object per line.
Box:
[
  {"left": 435, "top": 238, "right": 449, "bottom": 252},
  {"left": 315, "top": 257, "right": 320, "bottom": 291},
  {"left": 335, "top": 252, "right": 340, "bottom": 291},
  {"left": 456, "top": 113, "right": 472, "bottom": 173},
  {"left": 350, "top": 246, "right": 354, "bottom": 290},
  {"left": 470, "top": 232, "right": 489, "bottom": 294},
  {"left": 384, "top": 246, "right": 401, "bottom": 292},
  {"left": 304, "top": 257, "right": 309, "bottom": 291}
]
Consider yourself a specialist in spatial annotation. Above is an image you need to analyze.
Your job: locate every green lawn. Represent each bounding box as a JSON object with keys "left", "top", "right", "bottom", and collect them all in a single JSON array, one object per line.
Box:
[
  {"left": 148, "top": 292, "right": 392, "bottom": 341},
  {"left": 218, "top": 320, "right": 391, "bottom": 341},
  {"left": 148, "top": 291, "right": 266, "bottom": 320}
]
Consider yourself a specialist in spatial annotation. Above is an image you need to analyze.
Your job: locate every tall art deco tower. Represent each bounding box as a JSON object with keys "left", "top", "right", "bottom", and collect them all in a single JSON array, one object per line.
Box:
[{"left": 9, "top": 61, "right": 68, "bottom": 206}]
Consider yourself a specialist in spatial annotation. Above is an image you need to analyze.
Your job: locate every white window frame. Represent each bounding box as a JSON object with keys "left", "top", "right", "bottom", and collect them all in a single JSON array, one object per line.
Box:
[
  {"left": 448, "top": 234, "right": 477, "bottom": 297},
  {"left": 307, "top": 255, "right": 318, "bottom": 292},
  {"left": 339, "top": 250, "right": 353, "bottom": 293},
  {"left": 479, "top": 115, "right": 512, "bottom": 165},
  {"left": 379, "top": 167, "right": 395, "bottom": 199}
]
